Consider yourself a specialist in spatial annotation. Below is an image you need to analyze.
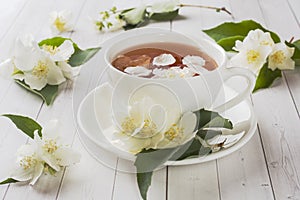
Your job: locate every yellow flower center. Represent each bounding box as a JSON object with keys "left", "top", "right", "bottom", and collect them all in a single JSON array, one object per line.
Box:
[
  {"left": 246, "top": 50, "right": 260, "bottom": 64},
  {"left": 42, "top": 45, "right": 59, "bottom": 55},
  {"left": 269, "top": 50, "right": 286, "bottom": 64},
  {"left": 54, "top": 17, "right": 66, "bottom": 32},
  {"left": 20, "top": 155, "right": 37, "bottom": 170},
  {"left": 260, "top": 40, "right": 272, "bottom": 46},
  {"left": 43, "top": 139, "right": 58, "bottom": 154},
  {"left": 32, "top": 61, "right": 49, "bottom": 79},
  {"left": 165, "top": 124, "right": 183, "bottom": 141},
  {"left": 121, "top": 117, "right": 157, "bottom": 138}
]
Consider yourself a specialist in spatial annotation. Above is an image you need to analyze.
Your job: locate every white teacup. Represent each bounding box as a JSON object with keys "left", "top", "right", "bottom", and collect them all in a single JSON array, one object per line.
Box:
[{"left": 102, "top": 28, "right": 255, "bottom": 113}]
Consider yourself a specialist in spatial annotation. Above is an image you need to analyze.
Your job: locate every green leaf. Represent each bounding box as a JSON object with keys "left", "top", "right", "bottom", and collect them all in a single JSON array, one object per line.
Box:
[
  {"left": 286, "top": 40, "right": 300, "bottom": 66},
  {"left": 135, "top": 148, "right": 176, "bottom": 200},
  {"left": 170, "top": 138, "right": 211, "bottom": 161},
  {"left": 197, "top": 129, "right": 222, "bottom": 140},
  {"left": 135, "top": 148, "right": 178, "bottom": 173},
  {"left": 253, "top": 63, "right": 282, "bottom": 92},
  {"left": 68, "top": 47, "right": 101, "bottom": 67},
  {"left": 39, "top": 37, "right": 69, "bottom": 47},
  {"left": 217, "top": 35, "right": 245, "bottom": 51},
  {"left": 39, "top": 37, "right": 101, "bottom": 67},
  {"left": 150, "top": 9, "right": 179, "bottom": 21},
  {"left": 2, "top": 114, "right": 42, "bottom": 139},
  {"left": 137, "top": 172, "right": 153, "bottom": 200},
  {"left": 193, "top": 109, "right": 233, "bottom": 130},
  {"left": 203, "top": 20, "right": 281, "bottom": 50},
  {"left": 15, "top": 80, "right": 58, "bottom": 105},
  {"left": 0, "top": 178, "right": 19, "bottom": 185}
]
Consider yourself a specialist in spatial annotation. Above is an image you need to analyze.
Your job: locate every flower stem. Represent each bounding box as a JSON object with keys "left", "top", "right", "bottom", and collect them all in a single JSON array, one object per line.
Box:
[
  {"left": 288, "top": 36, "right": 295, "bottom": 43},
  {"left": 179, "top": 4, "right": 232, "bottom": 16}
]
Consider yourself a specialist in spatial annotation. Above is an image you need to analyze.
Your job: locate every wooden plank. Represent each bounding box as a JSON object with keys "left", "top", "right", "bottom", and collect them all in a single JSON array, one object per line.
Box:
[
  {"left": 57, "top": 137, "right": 116, "bottom": 200},
  {"left": 171, "top": 1, "right": 274, "bottom": 200},
  {"left": 0, "top": 0, "right": 52, "bottom": 197},
  {"left": 287, "top": 0, "right": 300, "bottom": 25},
  {"left": 108, "top": 0, "right": 171, "bottom": 199},
  {"left": 217, "top": 132, "right": 274, "bottom": 200},
  {"left": 0, "top": 0, "right": 29, "bottom": 41},
  {"left": 170, "top": 0, "right": 227, "bottom": 199},
  {"left": 1, "top": 0, "right": 88, "bottom": 199},
  {"left": 168, "top": 162, "right": 219, "bottom": 200},
  {"left": 230, "top": 0, "right": 300, "bottom": 199}
]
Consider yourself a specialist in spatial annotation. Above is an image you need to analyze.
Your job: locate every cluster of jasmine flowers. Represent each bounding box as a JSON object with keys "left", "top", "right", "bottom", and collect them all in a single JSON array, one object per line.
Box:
[
  {"left": 124, "top": 53, "right": 207, "bottom": 78},
  {"left": 230, "top": 29, "right": 295, "bottom": 75},
  {"left": 2, "top": 35, "right": 78, "bottom": 91},
  {"left": 95, "top": 0, "right": 179, "bottom": 32},
  {"left": 7, "top": 120, "right": 80, "bottom": 185}
]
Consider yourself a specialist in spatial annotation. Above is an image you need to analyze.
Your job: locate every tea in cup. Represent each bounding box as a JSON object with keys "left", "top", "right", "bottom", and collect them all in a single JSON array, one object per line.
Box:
[{"left": 102, "top": 28, "right": 255, "bottom": 113}]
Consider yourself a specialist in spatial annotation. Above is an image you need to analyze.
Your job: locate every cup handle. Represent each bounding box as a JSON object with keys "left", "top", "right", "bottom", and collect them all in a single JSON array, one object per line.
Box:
[{"left": 213, "top": 67, "right": 256, "bottom": 113}]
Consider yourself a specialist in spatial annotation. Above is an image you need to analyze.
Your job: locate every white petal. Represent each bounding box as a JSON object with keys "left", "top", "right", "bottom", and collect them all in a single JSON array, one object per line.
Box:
[
  {"left": 33, "top": 131, "right": 43, "bottom": 148},
  {"left": 54, "top": 147, "right": 81, "bottom": 166},
  {"left": 124, "top": 66, "right": 152, "bottom": 76},
  {"left": 52, "top": 40, "right": 75, "bottom": 61},
  {"left": 57, "top": 61, "right": 78, "bottom": 79},
  {"left": 149, "top": 104, "right": 167, "bottom": 133},
  {"left": 59, "top": 10, "right": 72, "bottom": 21},
  {"left": 182, "top": 55, "right": 206, "bottom": 74},
  {"left": 207, "top": 132, "right": 244, "bottom": 148},
  {"left": 12, "top": 73, "right": 25, "bottom": 81},
  {"left": 129, "top": 84, "right": 181, "bottom": 130},
  {"left": 233, "top": 40, "right": 243, "bottom": 51},
  {"left": 29, "top": 163, "right": 44, "bottom": 185},
  {"left": 41, "top": 154, "right": 60, "bottom": 171},
  {"left": 42, "top": 119, "right": 60, "bottom": 139},
  {"left": 46, "top": 61, "right": 66, "bottom": 85},
  {"left": 179, "top": 111, "right": 197, "bottom": 137},
  {"left": 17, "top": 144, "right": 36, "bottom": 157},
  {"left": 151, "top": 0, "right": 179, "bottom": 12},
  {"left": 122, "top": 5, "right": 146, "bottom": 25},
  {"left": 11, "top": 168, "right": 33, "bottom": 182},
  {"left": 24, "top": 73, "right": 47, "bottom": 90},
  {"left": 268, "top": 43, "right": 295, "bottom": 71},
  {"left": 152, "top": 53, "right": 176, "bottom": 66},
  {"left": 152, "top": 68, "right": 166, "bottom": 78},
  {"left": 14, "top": 39, "right": 39, "bottom": 71}
]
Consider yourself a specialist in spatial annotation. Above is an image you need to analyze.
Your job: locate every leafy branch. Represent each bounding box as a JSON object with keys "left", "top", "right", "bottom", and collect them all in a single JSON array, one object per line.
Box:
[
  {"left": 95, "top": 1, "right": 232, "bottom": 32},
  {"left": 135, "top": 109, "right": 233, "bottom": 200}
]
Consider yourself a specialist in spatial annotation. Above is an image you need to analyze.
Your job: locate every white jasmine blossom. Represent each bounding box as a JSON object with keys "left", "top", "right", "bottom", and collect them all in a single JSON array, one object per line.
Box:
[
  {"left": 50, "top": 10, "right": 73, "bottom": 33},
  {"left": 121, "top": 5, "right": 146, "bottom": 25},
  {"left": 156, "top": 111, "right": 197, "bottom": 149},
  {"left": 230, "top": 29, "right": 275, "bottom": 74},
  {"left": 152, "top": 53, "right": 176, "bottom": 66},
  {"left": 11, "top": 120, "right": 80, "bottom": 185},
  {"left": 233, "top": 29, "right": 275, "bottom": 52},
  {"left": 94, "top": 83, "right": 196, "bottom": 154},
  {"left": 12, "top": 36, "right": 66, "bottom": 90},
  {"left": 152, "top": 67, "right": 195, "bottom": 78},
  {"left": 268, "top": 43, "right": 295, "bottom": 71},
  {"left": 150, "top": 0, "right": 179, "bottom": 13},
  {"left": 182, "top": 55, "right": 206, "bottom": 74},
  {"left": 42, "top": 40, "right": 78, "bottom": 80},
  {"left": 2, "top": 36, "right": 78, "bottom": 90},
  {"left": 42, "top": 40, "right": 74, "bottom": 62},
  {"left": 124, "top": 66, "right": 152, "bottom": 77}
]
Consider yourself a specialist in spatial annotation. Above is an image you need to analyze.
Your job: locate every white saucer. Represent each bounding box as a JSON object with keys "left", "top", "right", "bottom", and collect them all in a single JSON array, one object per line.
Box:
[{"left": 76, "top": 83, "right": 257, "bottom": 167}]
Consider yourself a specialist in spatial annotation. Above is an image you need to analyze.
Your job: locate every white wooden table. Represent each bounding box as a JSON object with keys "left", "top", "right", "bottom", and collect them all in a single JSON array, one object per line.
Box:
[{"left": 0, "top": 0, "right": 300, "bottom": 199}]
